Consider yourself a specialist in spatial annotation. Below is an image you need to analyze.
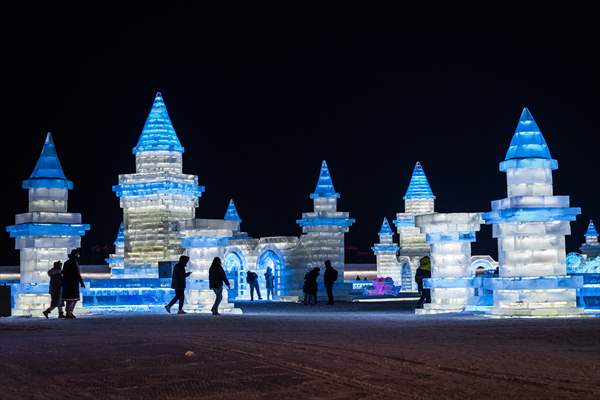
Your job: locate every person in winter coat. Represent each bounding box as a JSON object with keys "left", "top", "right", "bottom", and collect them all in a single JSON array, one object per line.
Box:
[
  {"left": 43, "top": 261, "right": 65, "bottom": 319},
  {"left": 264, "top": 267, "right": 275, "bottom": 301},
  {"left": 415, "top": 256, "right": 432, "bottom": 309},
  {"left": 208, "top": 257, "right": 230, "bottom": 316},
  {"left": 323, "top": 260, "right": 338, "bottom": 305},
  {"left": 165, "top": 255, "right": 192, "bottom": 314},
  {"left": 246, "top": 271, "right": 262, "bottom": 301},
  {"left": 303, "top": 267, "right": 320, "bottom": 305},
  {"left": 61, "top": 249, "right": 85, "bottom": 319}
]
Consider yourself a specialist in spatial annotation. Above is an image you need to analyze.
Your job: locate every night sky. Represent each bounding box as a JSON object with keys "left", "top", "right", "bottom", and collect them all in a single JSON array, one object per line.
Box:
[{"left": 2, "top": 4, "right": 599, "bottom": 265}]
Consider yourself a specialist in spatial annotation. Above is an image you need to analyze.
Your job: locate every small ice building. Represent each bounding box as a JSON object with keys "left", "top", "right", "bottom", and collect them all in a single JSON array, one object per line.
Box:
[
  {"left": 371, "top": 218, "right": 400, "bottom": 283},
  {"left": 482, "top": 108, "right": 584, "bottom": 317},
  {"left": 6, "top": 133, "right": 90, "bottom": 316},
  {"left": 580, "top": 220, "right": 600, "bottom": 258}
]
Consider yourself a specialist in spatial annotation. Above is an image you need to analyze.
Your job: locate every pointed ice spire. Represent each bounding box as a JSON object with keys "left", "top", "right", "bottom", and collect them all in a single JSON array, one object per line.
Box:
[
  {"left": 114, "top": 223, "right": 125, "bottom": 245},
  {"left": 132, "top": 92, "right": 184, "bottom": 154},
  {"left": 585, "top": 220, "right": 598, "bottom": 238},
  {"left": 23, "top": 132, "right": 73, "bottom": 189},
  {"left": 379, "top": 217, "right": 393, "bottom": 235},
  {"left": 404, "top": 161, "right": 435, "bottom": 200},
  {"left": 224, "top": 199, "right": 242, "bottom": 223},
  {"left": 311, "top": 160, "right": 340, "bottom": 199},
  {"left": 504, "top": 108, "right": 553, "bottom": 161}
]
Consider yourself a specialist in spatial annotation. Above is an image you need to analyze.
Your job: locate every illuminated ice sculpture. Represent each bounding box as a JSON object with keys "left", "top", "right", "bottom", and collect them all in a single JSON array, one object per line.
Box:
[
  {"left": 415, "top": 213, "right": 483, "bottom": 314},
  {"left": 6, "top": 133, "right": 90, "bottom": 316},
  {"left": 580, "top": 220, "right": 600, "bottom": 258},
  {"left": 482, "top": 108, "right": 584, "bottom": 317},
  {"left": 371, "top": 218, "right": 400, "bottom": 283},
  {"left": 105, "top": 223, "right": 125, "bottom": 274}
]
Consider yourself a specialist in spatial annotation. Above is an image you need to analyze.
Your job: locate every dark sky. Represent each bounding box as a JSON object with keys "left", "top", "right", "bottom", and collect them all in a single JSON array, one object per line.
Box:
[{"left": 2, "top": 3, "right": 599, "bottom": 265}]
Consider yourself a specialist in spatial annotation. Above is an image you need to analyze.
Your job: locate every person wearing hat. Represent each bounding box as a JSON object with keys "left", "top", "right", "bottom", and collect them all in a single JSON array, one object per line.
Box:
[
  {"left": 165, "top": 255, "right": 192, "bottom": 314},
  {"left": 62, "top": 249, "right": 85, "bottom": 318},
  {"left": 415, "top": 256, "right": 432, "bottom": 309}
]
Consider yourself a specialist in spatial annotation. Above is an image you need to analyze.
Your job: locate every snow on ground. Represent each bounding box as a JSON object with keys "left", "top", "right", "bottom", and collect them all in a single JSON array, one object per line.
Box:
[{"left": 1, "top": 302, "right": 599, "bottom": 400}]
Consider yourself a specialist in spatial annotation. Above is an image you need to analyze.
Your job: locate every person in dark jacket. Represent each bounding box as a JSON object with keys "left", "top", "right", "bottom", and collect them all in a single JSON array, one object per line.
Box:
[
  {"left": 264, "top": 267, "right": 275, "bottom": 301},
  {"left": 208, "top": 257, "right": 230, "bottom": 316},
  {"left": 415, "top": 256, "right": 432, "bottom": 309},
  {"left": 43, "top": 261, "right": 65, "bottom": 319},
  {"left": 165, "top": 255, "right": 191, "bottom": 314},
  {"left": 61, "top": 249, "right": 85, "bottom": 319},
  {"left": 246, "top": 271, "right": 262, "bottom": 301},
  {"left": 323, "top": 260, "right": 338, "bottom": 305},
  {"left": 303, "top": 267, "right": 320, "bottom": 305}
]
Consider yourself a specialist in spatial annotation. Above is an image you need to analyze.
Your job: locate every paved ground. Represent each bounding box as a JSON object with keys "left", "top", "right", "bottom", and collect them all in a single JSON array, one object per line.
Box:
[{"left": 1, "top": 302, "right": 599, "bottom": 400}]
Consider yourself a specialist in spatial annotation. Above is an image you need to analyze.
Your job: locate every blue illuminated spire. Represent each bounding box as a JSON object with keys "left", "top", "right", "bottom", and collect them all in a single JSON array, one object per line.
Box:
[
  {"left": 379, "top": 218, "right": 393, "bottom": 235},
  {"left": 132, "top": 92, "right": 184, "bottom": 154},
  {"left": 505, "top": 108, "right": 552, "bottom": 161},
  {"left": 23, "top": 132, "right": 73, "bottom": 189},
  {"left": 224, "top": 199, "right": 241, "bottom": 223},
  {"left": 404, "top": 162, "right": 435, "bottom": 200},
  {"left": 586, "top": 220, "right": 598, "bottom": 238},
  {"left": 114, "top": 223, "right": 125, "bottom": 245},
  {"left": 311, "top": 160, "right": 340, "bottom": 199}
]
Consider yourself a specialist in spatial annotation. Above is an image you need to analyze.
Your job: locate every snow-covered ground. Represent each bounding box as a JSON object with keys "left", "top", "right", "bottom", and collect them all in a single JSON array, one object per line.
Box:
[{"left": 1, "top": 303, "right": 599, "bottom": 399}]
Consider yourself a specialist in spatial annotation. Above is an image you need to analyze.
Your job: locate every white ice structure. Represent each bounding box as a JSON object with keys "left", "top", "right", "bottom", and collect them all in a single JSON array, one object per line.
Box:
[
  {"left": 371, "top": 218, "right": 400, "bottom": 283},
  {"left": 6, "top": 133, "right": 90, "bottom": 316},
  {"left": 415, "top": 213, "right": 483, "bottom": 314},
  {"left": 482, "top": 108, "right": 584, "bottom": 317}
]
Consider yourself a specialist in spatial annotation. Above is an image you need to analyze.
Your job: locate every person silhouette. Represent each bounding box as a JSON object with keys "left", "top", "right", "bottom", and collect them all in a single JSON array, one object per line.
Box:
[
  {"left": 61, "top": 249, "right": 85, "bottom": 319},
  {"left": 264, "top": 267, "right": 275, "bottom": 301},
  {"left": 43, "top": 261, "right": 65, "bottom": 319},
  {"left": 165, "top": 255, "right": 192, "bottom": 314},
  {"left": 323, "top": 260, "right": 338, "bottom": 305},
  {"left": 208, "top": 257, "right": 230, "bottom": 316},
  {"left": 246, "top": 270, "right": 262, "bottom": 301}
]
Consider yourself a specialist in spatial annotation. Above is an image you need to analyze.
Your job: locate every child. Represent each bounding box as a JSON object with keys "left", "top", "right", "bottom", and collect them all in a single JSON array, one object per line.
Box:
[{"left": 43, "top": 261, "right": 65, "bottom": 318}]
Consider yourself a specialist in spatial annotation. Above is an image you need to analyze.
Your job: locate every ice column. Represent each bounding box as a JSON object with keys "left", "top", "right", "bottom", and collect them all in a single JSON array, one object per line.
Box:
[
  {"left": 415, "top": 213, "right": 483, "bottom": 314},
  {"left": 113, "top": 92, "right": 204, "bottom": 275},
  {"left": 6, "top": 133, "right": 90, "bottom": 315},
  {"left": 394, "top": 162, "right": 435, "bottom": 290},
  {"left": 483, "top": 108, "right": 583, "bottom": 317},
  {"left": 372, "top": 218, "right": 400, "bottom": 284},
  {"left": 297, "top": 160, "right": 355, "bottom": 277},
  {"left": 580, "top": 220, "right": 600, "bottom": 258}
]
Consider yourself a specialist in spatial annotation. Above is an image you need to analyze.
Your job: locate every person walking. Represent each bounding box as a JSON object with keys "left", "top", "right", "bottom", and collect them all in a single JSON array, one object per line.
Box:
[
  {"left": 208, "top": 257, "right": 230, "bottom": 316},
  {"left": 415, "top": 256, "right": 432, "bottom": 309},
  {"left": 323, "top": 260, "right": 338, "bottom": 305},
  {"left": 165, "top": 255, "right": 192, "bottom": 314},
  {"left": 264, "top": 267, "right": 275, "bottom": 301},
  {"left": 42, "top": 261, "right": 65, "bottom": 319},
  {"left": 246, "top": 270, "right": 262, "bottom": 301},
  {"left": 303, "top": 267, "right": 320, "bottom": 305},
  {"left": 61, "top": 249, "right": 85, "bottom": 319}
]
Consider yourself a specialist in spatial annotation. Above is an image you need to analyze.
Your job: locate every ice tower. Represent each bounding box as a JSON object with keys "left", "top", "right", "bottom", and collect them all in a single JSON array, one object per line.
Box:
[
  {"left": 113, "top": 93, "right": 204, "bottom": 275},
  {"left": 580, "top": 220, "right": 600, "bottom": 258},
  {"left": 372, "top": 218, "right": 400, "bottom": 283},
  {"left": 394, "top": 161, "right": 435, "bottom": 289},
  {"left": 6, "top": 133, "right": 90, "bottom": 315},
  {"left": 106, "top": 223, "right": 125, "bottom": 274},
  {"left": 297, "top": 161, "right": 355, "bottom": 277},
  {"left": 483, "top": 108, "right": 583, "bottom": 317}
]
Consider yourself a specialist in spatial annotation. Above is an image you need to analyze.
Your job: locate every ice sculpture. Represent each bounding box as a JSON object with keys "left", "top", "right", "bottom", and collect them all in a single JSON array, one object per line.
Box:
[
  {"left": 372, "top": 218, "right": 400, "bottom": 284},
  {"left": 393, "top": 161, "right": 435, "bottom": 290},
  {"left": 482, "top": 108, "right": 584, "bottom": 317},
  {"left": 113, "top": 92, "right": 204, "bottom": 274},
  {"left": 297, "top": 160, "right": 355, "bottom": 278},
  {"left": 415, "top": 213, "right": 483, "bottom": 314},
  {"left": 6, "top": 133, "right": 90, "bottom": 315},
  {"left": 105, "top": 223, "right": 125, "bottom": 274},
  {"left": 580, "top": 220, "right": 600, "bottom": 258}
]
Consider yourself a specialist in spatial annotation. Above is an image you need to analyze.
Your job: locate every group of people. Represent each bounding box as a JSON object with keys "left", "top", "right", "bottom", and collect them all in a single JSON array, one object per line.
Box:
[
  {"left": 302, "top": 260, "right": 339, "bottom": 305},
  {"left": 244, "top": 267, "right": 275, "bottom": 301},
  {"left": 42, "top": 249, "right": 85, "bottom": 319}
]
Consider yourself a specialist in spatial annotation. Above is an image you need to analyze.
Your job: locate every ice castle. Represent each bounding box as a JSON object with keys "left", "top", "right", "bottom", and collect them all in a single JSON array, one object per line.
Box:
[
  {"left": 6, "top": 133, "right": 90, "bottom": 315},
  {"left": 579, "top": 220, "right": 600, "bottom": 258},
  {"left": 482, "top": 108, "right": 584, "bottom": 317}
]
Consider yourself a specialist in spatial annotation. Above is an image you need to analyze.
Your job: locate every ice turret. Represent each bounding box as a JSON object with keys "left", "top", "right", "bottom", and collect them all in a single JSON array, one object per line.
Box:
[
  {"left": 483, "top": 108, "right": 583, "bottom": 317},
  {"left": 404, "top": 162, "right": 435, "bottom": 200},
  {"left": 580, "top": 220, "right": 600, "bottom": 258},
  {"left": 311, "top": 160, "right": 340, "bottom": 199},
  {"left": 372, "top": 218, "right": 400, "bottom": 284},
  {"left": 224, "top": 199, "right": 242, "bottom": 222},
  {"left": 106, "top": 223, "right": 125, "bottom": 274},
  {"left": 6, "top": 133, "right": 89, "bottom": 315},
  {"left": 132, "top": 92, "right": 184, "bottom": 154}
]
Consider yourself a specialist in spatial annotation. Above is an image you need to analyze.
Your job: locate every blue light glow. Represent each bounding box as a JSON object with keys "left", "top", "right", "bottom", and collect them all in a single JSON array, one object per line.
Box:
[
  {"left": 586, "top": 220, "right": 598, "bottom": 237},
  {"left": 483, "top": 207, "right": 581, "bottom": 223},
  {"left": 403, "top": 161, "right": 435, "bottom": 200},
  {"left": 22, "top": 132, "right": 73, "bottom": 190},
  {"left": 181, "top": 237, "right": 230, "bottom": 248},
  {"left": 113, "top": 181, "right": 205, "bottom": 197},
  {"left": 132, "top": 92, "right": 185, "bottom": 154},
  {"left": 482, "top": 275, "right": 583, "bottom": 290},
  {"left": 224, "top": 199, "right": 241, "bottom": 222},
  {"left": 310, "top": 160, "right": 340, "bottom": 199},
  {"left": 296, "top": 217, "right": 355, "bottom": 227},
  {"left": 425, "top": 232, "right": 477, "bottom": 242},
  {"left": 6, "top": 223, "right": 91, "bottom": 238},
  {"left": 504, "top": 108, "right": 554, "bottom": 161},
  {"left": 378, "top": 217, "right": 393, "bottom": 235},
  {"left": 114, "top": 223, "right": 125, "bottom": 245}
]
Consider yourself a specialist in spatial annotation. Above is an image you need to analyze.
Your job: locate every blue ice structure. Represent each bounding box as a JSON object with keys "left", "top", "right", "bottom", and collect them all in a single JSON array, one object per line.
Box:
[
  {"left": 371, "top": 218, "right": 400, "bottom": 284},
  {"left": 482, "top": 108, "right": 584, "bottom": 317},
  {"left": 6, "top": 132, "right": 90, "bottom": 316},
  {"left": 415, "top": 213, "right": 483, "bottom": 314},
  {"left": 106, "top": 223, "right": 125, "bottom": 273},
  {"left": 579, "top": 220, "right": 600, "bottom": 258}
]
